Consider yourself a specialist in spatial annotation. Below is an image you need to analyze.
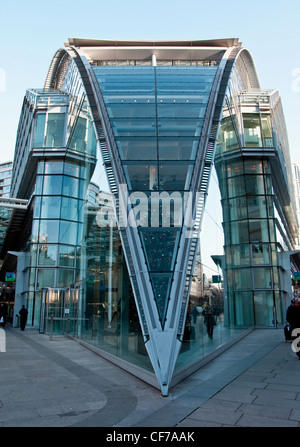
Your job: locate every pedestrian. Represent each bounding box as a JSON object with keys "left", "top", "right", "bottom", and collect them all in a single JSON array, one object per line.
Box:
[
  {"left": 286, "top": 299, "right": 300, "bottom": 333},
  {"left": 19, "top": 305, "right": 28, "bottom": 331},
  {"left": 204, "top": 307, "right": 215, "bottom": 340}
]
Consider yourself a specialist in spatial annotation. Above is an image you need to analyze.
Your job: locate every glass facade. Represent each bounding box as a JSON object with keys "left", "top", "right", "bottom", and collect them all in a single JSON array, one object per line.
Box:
[
  {"left": 2, "top": 39, "right": 298, "bottom": 396},
  {"left": 215, "top": 86, "right": 298, "bottom": 329}
]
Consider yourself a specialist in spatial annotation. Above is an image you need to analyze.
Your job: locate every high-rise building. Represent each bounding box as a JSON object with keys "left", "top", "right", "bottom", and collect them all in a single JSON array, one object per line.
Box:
[
  {"left": 0, "top": 38, "right": 299, "bottom": 395},
  {"left": 0, "top": 161, "right": 12, "bottom": 198}
]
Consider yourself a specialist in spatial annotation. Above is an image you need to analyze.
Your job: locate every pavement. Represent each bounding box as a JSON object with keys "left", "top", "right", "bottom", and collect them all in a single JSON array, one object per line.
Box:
[{"left": 0, "top": 325, "right": 300, "bottom": 428}]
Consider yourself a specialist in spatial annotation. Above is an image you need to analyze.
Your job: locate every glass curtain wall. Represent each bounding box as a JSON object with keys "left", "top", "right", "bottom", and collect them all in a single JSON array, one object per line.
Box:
[
  {"left": 215, "top": 95, "right": 283, "bottom": 327},
  {"left": 29, "top": 159, "right": 88, "bottom": 328}
]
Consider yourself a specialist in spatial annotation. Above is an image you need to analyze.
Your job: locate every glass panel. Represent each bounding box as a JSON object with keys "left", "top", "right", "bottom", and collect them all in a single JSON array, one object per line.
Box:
[
  {"left": 159, "top": 163, "right": 193, "bottom": 191},
  {"left": 157, "top": 103, "right": 206, "bottom": 119},
  {"left": 234, "top": 291, "right": 254, "bottom": 326},
  {"left": 227, "top": 197, "right": 247, "bottom": 221},
  {"left": 86, "top": 118, "right": 97, "bottom": 157},
  {"left": 39, "top": 220, "right": 59, "bottom": 243},
  {"left": 227, "top": 176, "right": 245, "bottom": 197},
  {"left": 245, "top": 175, "right": 265, "bottom": 195},
  {"left": 44, "top": 161, "right": 64, "bottom": 174},
  {"left": 61, "top": 197, "right": 83, "bottom": 222},
  {"left": 230, "top": 221, "right": 249, "bottom": 244},
  {"left": 57, "top": 269, "right": 74, "bottom": 288},
  {"left": 69, "top": 116, "right": 87, "bottom": 152},
  {"left": 35, "top": 175, "right": 43, "bottom": 195},
  {"left": 217, "top": 116, "right": 239, "bottom": 152},
  {"left": 158, "top": 139, "right": 198, "bottom": 160},
  {"left": 254, "top": 291, "right": 274, "bottom": 325},
  {"left": 150, "top": 273, "right": 172, "bottom": 324},
  {"left": 232, "top": 244, "right": 250, "bottom": 266},
  {"left": 62, "top": 176, "right": 84, "bottom": 198},
  {"left": 42, "top": 175, "right": 63, "bottom": 195},
  {"left": 117, "top": 138, "right": 157, "bottom": 160},
  {"left": 243, "top": 114, "right": 262, "bottom": 147},
  {"left": 40, "top": 196, "right": 61, "bottom": 219},
  {"left": 234, "top": 268, "right": 251, "bottom": 290},
  {"left": 158, "top": 119, "right": 203, "bottom": 137},
  {"left": 247, "top": 196, "right": 267, "bottom": 218},
  {"left": 45, "top": 113, "right": 65, "bottom": 147},
  {"left": 123, "top": 163, "right": 158, "bottom": 191},
  {"left": 261, "top": 115, "right": 273, "bottom": 147},
  {"left": 252, "top": 243, "right": 270, "bottom": 265},
  {"left": 249, "top": 219, "right": 269, "bottom": 242},
  {"left": 107, "top": 104, "right": 156, "bottom": 119},
  {"left": 60, "top": 221, "right": 78, "bottom": 245},
  {"left": 31, "top": 220, "right": 39, "bottom": 243},
  {"left": 37, "top": 269, "right": 55, "bottom": 289},
  {"left": 59, "top": 245, "right": 76, "bottom": 267},
  {"left": 140, "top": 229, "right": 180, "bottom": 272},
  {"left": 33, "top": 196, "right": 41, "bottom": 218},
  {"left": 244, "top": 160, "right": 263, "bottom": 174},
  {"left": 33, "top": 113, "right": 46, "bottom": 147},
  {"left": 38, "top": 244, "right": 57, "bottom": 266},
  {"left": 253, "top": 268, "right": 272, "bottom": 289}
]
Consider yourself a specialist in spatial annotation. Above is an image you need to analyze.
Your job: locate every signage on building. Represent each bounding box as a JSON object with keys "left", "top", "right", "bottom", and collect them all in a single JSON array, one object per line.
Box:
[
  {"left": 212, "top": 275, "right": 222, "bottom": 283},
  {"left": 5, "top": 272, "right": 15, "bottom": 282}
]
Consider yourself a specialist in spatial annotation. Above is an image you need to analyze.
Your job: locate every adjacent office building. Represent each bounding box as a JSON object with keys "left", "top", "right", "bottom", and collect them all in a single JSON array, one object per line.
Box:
[{"left": 0, "top": 38, "right": 299, "bottom": 395}]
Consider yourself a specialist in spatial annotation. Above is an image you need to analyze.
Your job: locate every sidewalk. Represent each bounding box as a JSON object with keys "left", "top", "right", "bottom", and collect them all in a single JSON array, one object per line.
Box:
[{"left": 0, "top": 326, "right": 299, "bottom": 427}]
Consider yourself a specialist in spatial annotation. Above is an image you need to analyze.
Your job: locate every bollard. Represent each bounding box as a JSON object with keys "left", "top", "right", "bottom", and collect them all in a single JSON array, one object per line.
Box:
[{"left": 50, "top": 314, "right": 54, "bottom": 341}]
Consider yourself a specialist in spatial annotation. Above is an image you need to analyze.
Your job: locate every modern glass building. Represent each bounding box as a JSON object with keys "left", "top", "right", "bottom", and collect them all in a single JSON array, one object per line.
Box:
[{"left": 1, "top": 38, "right": 299, "bottom": 395}]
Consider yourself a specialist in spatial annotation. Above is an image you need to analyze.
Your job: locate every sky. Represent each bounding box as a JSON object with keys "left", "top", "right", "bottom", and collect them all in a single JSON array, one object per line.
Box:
[
  {"left": 0, "top": 0, "right": 299, "bottom": 165},
  {"left": 0, "top": 0, "right": 299, "bottom": 275}
]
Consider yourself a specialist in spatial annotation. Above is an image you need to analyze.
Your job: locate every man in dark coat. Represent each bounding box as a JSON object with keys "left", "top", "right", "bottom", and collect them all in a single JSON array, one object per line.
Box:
[
  {"left": 286, "top": 299, "right": 300, "bottom": 332},
  {"left": 19, "top": 305, "right": 28, "bottom": 331}
]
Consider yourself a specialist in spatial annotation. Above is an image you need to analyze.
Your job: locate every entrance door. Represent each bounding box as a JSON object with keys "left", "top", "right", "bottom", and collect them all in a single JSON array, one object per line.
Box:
[{"left": 39, "top": 288, "right": 65, "bottom": 333}]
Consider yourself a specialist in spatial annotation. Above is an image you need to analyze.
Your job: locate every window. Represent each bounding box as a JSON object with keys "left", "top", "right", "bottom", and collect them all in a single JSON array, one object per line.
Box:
[
  {"left": 38, "top": 245, "right": 57, "bottom": 266},
  {"left": 33, "top": 113, "right": 46, "bottom": 147},
  {"left": 45, "top": 113, "right": 65, "bottom": 147}
]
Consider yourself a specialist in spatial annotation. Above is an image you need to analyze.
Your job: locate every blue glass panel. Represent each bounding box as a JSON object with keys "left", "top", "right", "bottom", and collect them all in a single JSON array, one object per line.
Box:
[
  {"left": 159, "top": 162, "right": 193, "bottom": 191},
  {"left": 123, "top": 163, "right": 158, "bottom": 191},
  {"left": 43, "top": 175, "right": 63, "bottom": 195},
  {"left": 106, "top": 104, "right": 156, "bottom": 119},
  {"left": 40, "top": 196, "right": 61, "bottom": 219},
  {"left": 45, "top": 113, "right": 65, "bottom": 147},
  {"left": 157, "top": 119, "right": 203, "bottom": 137},
  {"left": 157, "top": 104, "right": 206, "bottom": 119},
  {"left": 33, "top": 113, "right": 46, "bottom": 147},
  {"left": 62, "top": 176, "right": 84, "bottom": 198},
  {"left": 39, "top": 220, "right": 59, "bottom": 243},
  {"left": 117, "top": 137, "right": 157, "bottom": 160},
  {"left": 112, "top": 119, "right": 156, "bottom": 137},
  {"left": 150, "top": 273, "right": 172, "bottom": 324},
  {"left": 158, "top": 138, "right": 199, "bottom": 160},
  {"left": 140, "top": 229, "right": 180, "bottom": 272},
  {"left": 60, "top": 221, "right": 78, "bottom": 245},
  {"left": 44, "top": 161, "right": 64, "bottom": 174},
  {"left": 61, "top": 197, "right": 84, "bottom": 222}
]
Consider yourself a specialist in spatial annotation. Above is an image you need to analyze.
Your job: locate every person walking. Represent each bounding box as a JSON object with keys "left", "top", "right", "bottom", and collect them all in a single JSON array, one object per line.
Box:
[
  {"left": 204, "top": 306, "right": 215, "bottom": 340},
  {"left": 19, "top": 305, "right": 28, "bottom": 331}
]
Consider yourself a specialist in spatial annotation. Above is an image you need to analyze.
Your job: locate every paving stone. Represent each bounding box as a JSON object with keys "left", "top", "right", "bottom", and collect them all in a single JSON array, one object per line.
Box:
[
  {"left": 238, "top": 403, "right": 291, "bottom": 419},
  {"left": 236, "top": 413, "right": 299, "bottom": 427},
  {"left": 187, "top": 407, "right": 243, "bottom": 425}
]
